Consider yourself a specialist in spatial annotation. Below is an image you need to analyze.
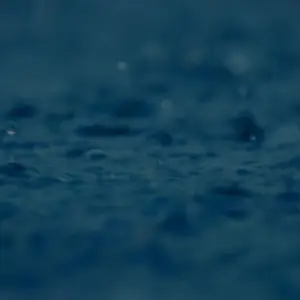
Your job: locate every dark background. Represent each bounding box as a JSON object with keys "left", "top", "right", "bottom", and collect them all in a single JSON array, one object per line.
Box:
[{"left": 1, "top": 0, "right": 300, "bottom": 299}]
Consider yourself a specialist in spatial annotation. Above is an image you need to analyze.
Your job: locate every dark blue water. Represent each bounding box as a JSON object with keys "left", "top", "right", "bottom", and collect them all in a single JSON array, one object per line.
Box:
[{"left": 1, "top": 0, "right": 300, "bottom": 299}]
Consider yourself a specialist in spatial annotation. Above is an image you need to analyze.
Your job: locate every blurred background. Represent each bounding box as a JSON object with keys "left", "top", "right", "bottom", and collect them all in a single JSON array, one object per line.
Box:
[{"left": 1, "top": 1, "right": 300, "bottom": 300}]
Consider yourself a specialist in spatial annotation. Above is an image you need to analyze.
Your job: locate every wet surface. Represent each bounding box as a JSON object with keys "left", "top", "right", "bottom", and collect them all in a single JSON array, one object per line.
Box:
[{"left": 1, "top": 0, "right": 300, "bottom": 299}]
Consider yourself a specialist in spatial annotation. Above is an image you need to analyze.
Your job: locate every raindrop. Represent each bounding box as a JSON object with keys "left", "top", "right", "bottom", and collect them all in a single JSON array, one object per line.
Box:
[{"left": 232, "top": 111, "right": 265, "bottom": 145}]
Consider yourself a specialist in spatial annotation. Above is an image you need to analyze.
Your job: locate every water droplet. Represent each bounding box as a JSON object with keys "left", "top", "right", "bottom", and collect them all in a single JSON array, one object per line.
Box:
[{"left": 232, "top": 111, "right": 265, "bottom": 145}]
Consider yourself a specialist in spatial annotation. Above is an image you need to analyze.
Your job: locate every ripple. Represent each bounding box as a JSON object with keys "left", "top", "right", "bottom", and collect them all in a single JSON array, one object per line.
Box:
[
  {"left": 0, "top": 162, "right": 34, "bottom": 179},
  {"left": 6, "top": 102, "right": 38, "bottom": 120},
  {"left": 211, "top": 183, "right": 252, "bottom": 197},
  {"left": 204, "top": 184, "right": 252, "bottom": 221},
  {"left": 85, "top": 149, "right": 107, "bottom": 160},
  {"left": 75, "top": 124, "right": 141, "bottom": 138}
]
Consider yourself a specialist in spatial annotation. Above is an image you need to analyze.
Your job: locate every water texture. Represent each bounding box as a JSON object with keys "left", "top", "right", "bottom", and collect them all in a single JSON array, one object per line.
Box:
[{"left": 1, "top": 0, "right": 300, "bottom": 299}]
